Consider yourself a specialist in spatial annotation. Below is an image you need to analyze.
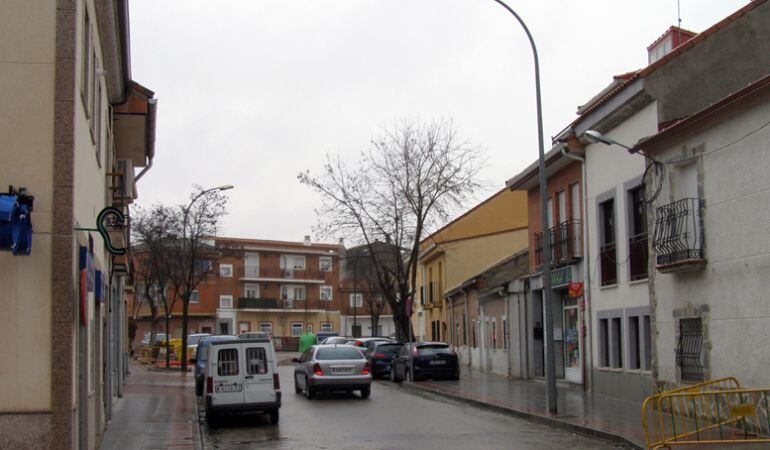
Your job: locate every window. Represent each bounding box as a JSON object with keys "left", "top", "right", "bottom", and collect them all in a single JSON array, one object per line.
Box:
[
  {"left": 677, "top": 318, "right": 704, "bottom": 382},
  {"left": 350, "top": 293, "right": 363, "bottom": 308},
  {"left": 321, "top": 322, "right": 333, "bottom": 333},
  {"left": 546, "top": 197, "right": 554, "bottom": 228},
  {"left": 628, "top": 184, "right": 648, "bottom": 281},
  {"left": 281, "top": 285, "right": 305, "bottom": 300},
  {"left": 293, "top": 286, "right": 305, "bottom": 300},
  {"left": 599, "top": 318, "right": 610, "bottom": 367},
  {"left": 570, "top": 183, "right": 581, "bottom": 220},
  {"left": 217, "top": 348, "right": 238, "bottom": 376},
  {"left": 557, "top": 190, "right": 567, "bottom": 225},
  {"left": 281, "top": 255, "right": 306, "bottom": 271},
  {"left": 291, "top": 323, "right": 303, "bottom": 337},
  {"left": 244, "top": 253, "right": 259, "bottom": 278},
  {"left": 246, "top": 347, "right": 267, "bottom": 375},
  {"left": 238, "top": 321, "right": 250, "bottom": 334},
  {"left": 320, "top": 286, "right": 332, "bottom": 301},
  {"left": 189, "top": 290, "right": 199, "bottom": 304},
  {"left": 628, "top": 316, "right": 641, "bottom": 370},
  {"left": 491, "top": 320, "right": 497, "bottom": 350},
  {"left": 219, "top": 295, "right": 233, "bottom": 309},
  {"left": 611, "top": 317, "right": 623, "bottom": 368},
  {"left": 307, "top": 324, "right": 313, "bottom": 333},
  {"left": 245, "top": 284, "right": 259, "bottom": 299},
  {"left": 259, "top": 322, "right": 272, "bottom": 334},
  {"left": 599, "top": 197, "right": 617, "bottom": 286},
  {"left": 319, "top": 256, "right": 332, "bottom": 272},
  {"left": 219, "top": 264, "right": 233, "bottom": 277},
  {"left": 80, "top": 9, "right": 92, "bottom": 116}
]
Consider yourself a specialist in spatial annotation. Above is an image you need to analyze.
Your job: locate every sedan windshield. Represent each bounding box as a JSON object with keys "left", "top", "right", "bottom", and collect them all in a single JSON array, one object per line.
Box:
[{"left": 316, "top": 347, "right": 363, "bottom": 360}]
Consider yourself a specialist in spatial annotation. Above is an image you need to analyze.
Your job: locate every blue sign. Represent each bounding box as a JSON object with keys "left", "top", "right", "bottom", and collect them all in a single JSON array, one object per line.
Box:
[{"left": 0, "top": 189, "right": 33, "bottom": 255}]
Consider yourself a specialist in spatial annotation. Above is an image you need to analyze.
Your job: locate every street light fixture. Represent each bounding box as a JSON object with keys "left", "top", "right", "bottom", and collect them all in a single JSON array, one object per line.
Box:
[
  {"left": 491, "top": 0, "right": 558, "bottom": 414},
  {"left": 585, "top": 130, "right": 632, "bottom": 150}
]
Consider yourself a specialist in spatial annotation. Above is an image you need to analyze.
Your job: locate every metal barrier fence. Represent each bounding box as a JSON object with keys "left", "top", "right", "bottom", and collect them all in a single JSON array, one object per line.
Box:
[{"left": 643, "top": 377, "right": 770, "bottom": 448}]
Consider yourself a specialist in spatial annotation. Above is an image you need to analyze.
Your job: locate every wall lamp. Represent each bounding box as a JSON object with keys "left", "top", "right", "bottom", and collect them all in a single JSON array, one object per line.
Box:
[{"left": 585, "top": 130, "right": 632, "bottom": 150}]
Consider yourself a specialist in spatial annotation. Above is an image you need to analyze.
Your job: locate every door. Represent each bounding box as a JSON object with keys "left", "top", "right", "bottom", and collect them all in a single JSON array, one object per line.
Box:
[
  {"left": 243, "top": 345, "right": 275, "bottom": 404},
  {"left": 245, "top": 253, "right": 259, "bottom": 278},
  {"left": 212, "top": 345, "right": 243, "bottom": 406},
  {"left": 563, "top": 298, "right": 582, "bottom": 384}
]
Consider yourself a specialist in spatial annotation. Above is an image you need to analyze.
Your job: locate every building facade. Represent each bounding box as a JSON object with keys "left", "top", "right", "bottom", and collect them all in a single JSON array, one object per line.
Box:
[
  {"left": 0, "top": 1, "right": 156, "bottom": 448},
  {"left": 632, "top": 75, "right": 770, "bottom": 389}
]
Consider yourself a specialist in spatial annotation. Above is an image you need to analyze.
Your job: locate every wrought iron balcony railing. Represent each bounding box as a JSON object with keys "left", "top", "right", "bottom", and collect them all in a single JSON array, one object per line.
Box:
[
  {"left": 238, "top": 297, "right": 332, "bottom": 310},
  {"left": 535, "top": 219, "right": 583, "bottom": 267},
  {"left": 653, "top": 198, "right": 705, "bottom": 271}
]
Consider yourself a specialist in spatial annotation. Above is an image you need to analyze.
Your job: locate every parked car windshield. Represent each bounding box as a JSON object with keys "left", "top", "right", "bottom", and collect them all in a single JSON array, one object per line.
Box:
[
  {"left": 316, "top": 347, "right": 363, "bottom": 360},
  {"left": 376, "top": 344, "right": 403, "bottom": 354},
  {"left": 418, "top": 344, "right": 452, "bottom": 356}
]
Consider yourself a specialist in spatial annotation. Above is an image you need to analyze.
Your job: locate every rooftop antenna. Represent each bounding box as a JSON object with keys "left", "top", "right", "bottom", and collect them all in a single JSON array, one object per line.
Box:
[{"left": 677, "top": 0, "right": 682, "bottom": 45}]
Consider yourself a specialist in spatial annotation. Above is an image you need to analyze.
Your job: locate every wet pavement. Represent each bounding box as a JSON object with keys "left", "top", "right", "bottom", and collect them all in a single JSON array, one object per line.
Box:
[{"left": 199, "top": 365, "right": 620, "bottom": 449}]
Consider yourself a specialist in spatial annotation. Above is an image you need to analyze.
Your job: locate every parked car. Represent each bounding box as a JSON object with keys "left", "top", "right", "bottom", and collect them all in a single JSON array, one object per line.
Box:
[
  {"left": 320, "top": 336, "right": 348, "bottom": 345},
  {"left": 366, "top": 341, "right": 404, "bottom": 379},
  {"left": 140, "top": 332, "right": 167, "bottom": 346},
  {"left": 192, "top": 335, "right": 237, "bottom": 396},
  {"left": 239, "top": 331, "right": 271, "bottom": 340},
  {"left": 390, "top": 342, "right": 459, "bottom": 382},
  {"left": 292, "top": 345, "right": 372, "bottom": 399},
  {"left": 203, "top": 337, "right": 281, "bottom": 425},
  {"left": 345, "top": 337, "right": 392, "bottom": 350},
  {"left": 186, "top": 333, "right": 211, "bottom": 360}
]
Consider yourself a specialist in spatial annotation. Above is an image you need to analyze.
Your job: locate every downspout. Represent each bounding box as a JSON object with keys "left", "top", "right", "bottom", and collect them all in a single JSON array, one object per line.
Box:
[
  {"left": 463, "top": 289, "right": 470, "bottom": 367},
  {"left": 560, "top": 145, "right": 592, "bottom": 391}
]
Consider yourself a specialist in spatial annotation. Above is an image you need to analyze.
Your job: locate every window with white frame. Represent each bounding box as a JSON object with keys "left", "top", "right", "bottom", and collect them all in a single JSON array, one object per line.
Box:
[
  {"left": 321, "top": 322, "right": 332, "bottom": 333},
  {"left": 350, "top": 293, "right": 363, "bottom": 308},
  {"left": 307, "top": 324, "right": 313, "bottom": 333},
  {"left": 280, "top": 285, "right": 305, "bottom": 300},
  {"left": 189, "top": 290, "right": 199, "bottom": 304},
  {"left": 291, "top": 323, "right": 303, "bottom": 337},
  {"left": 259, "top": 322, "right": 272, "bottom": 334},
  {"left": 319, "top": 256, "right": 332, "bottom": 272},
  {"left": 280, "top": 255, "right": 306, "bottom": 270},
  {"left": 219, "top": 264, "right": 233, "bottom": 277},
  {"left": 219, "top": 295, "right": 233, "bottom": 309},
  {"left": 245, "top": 284, "right": 259, "bottom": 299},
  {"left": 320, "top": 286, "right": 332, "bottom": 301}
]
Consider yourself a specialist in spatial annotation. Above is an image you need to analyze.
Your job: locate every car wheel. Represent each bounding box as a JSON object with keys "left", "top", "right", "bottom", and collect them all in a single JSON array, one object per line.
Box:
[
  {"left": 269, "top": 409, "right": 279, "bottom": 425},
  {"left": 360, "top": 386, "right": 371, "bottom": 399},
  {"left": 305, "top": 376, "right": 314, "bottom": 400}
]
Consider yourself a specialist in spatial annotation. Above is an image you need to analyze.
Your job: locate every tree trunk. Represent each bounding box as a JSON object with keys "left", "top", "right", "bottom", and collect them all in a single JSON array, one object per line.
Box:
[
  {"left": 181, "top": 299, "right": 190, "bottom": 371},
  {"left": 370, "top": 313, "right": 380, "bottom": 337},
  {"left": 393, "top": 307, "right": 411, "bottom": 342}
]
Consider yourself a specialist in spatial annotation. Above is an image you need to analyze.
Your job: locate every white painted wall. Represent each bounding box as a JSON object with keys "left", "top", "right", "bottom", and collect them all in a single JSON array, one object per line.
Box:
[
  {"left": 585, "top": 102, "right": 656, "bottom": 371},
  {"left": 652, "top": 92, "right": 770, "bottom": 387},
  {"left": 341, "top": 315, "right": 396, "bottom": 338}
]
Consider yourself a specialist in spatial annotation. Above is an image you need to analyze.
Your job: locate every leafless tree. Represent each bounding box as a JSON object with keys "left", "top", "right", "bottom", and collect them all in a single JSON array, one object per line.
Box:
[{"left": 299, "top": 119, "right": 484, "bottom": 341}]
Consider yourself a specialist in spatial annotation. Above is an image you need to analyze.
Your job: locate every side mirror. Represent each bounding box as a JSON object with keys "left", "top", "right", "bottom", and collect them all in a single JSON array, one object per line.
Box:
[
  {"left": 291, "top": 358, "right": 300, "bottom": 363},
  {"left": 189, "top": 358, "right": 196, "bottom": 364}
]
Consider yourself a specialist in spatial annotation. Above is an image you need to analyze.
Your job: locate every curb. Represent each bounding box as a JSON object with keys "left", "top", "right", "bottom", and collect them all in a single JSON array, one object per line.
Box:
[{"left": 400, "top": 381, "right": 641, "bottom": 449}]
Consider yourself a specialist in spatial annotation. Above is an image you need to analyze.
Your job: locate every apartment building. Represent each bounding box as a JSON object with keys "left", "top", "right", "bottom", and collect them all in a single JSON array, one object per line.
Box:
[
  {"left": 339, "top": 243, "right": 396, "bottom": 338},
  {"left": 0, "top": 1, "right": 157, "bottom": 448}
]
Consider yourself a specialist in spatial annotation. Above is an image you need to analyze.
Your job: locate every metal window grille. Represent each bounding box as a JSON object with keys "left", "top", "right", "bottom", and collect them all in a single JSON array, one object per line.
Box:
[
  {"left": 217, "top": 349, "right": 239, "bottom": 376},
  {"left": 677, "top": 318, "right": 704, "bottom": 382},
  {"left": 653, "top": 198, "right": 705, "bottom": 266},
  {"left": 246, "top": 348, "right": 267, "bottom": 375}
]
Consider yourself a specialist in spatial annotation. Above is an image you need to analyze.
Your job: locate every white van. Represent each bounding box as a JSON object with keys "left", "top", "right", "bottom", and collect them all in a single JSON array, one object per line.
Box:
[{"left": 203, "top": 337, "right": 281, "bottom": 424}]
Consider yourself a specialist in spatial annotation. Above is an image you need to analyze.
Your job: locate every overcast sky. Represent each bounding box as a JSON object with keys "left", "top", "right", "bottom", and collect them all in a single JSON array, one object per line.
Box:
[{"left": 129, "top": 0, "right": 748, "bottom": 244}]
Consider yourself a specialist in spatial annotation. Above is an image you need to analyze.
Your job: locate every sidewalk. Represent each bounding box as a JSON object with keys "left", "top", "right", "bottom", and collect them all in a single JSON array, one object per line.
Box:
[
  {"left": 99, "top": 362, "right": 201, "bottom": 450},
  {"left": 403, "top": 365, "right": 645, "bottom": 449}
]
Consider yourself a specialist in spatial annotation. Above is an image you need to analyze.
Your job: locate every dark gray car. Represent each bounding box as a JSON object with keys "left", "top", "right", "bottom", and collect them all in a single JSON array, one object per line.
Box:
[{"left": 293, "top": 345, "right": 372, "bottom": 399}]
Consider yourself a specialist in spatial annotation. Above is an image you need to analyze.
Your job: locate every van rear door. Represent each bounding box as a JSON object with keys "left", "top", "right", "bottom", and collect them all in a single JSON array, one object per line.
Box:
[
  {"left": 211, "top": 344, "right": 243, "bottom": 406},
  {"left": 243, "top": 344, "right": 277, "bottom": 404}
]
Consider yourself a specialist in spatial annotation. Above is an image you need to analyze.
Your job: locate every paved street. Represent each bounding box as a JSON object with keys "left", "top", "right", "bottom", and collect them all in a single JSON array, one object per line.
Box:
[{"left": 199, "top": 365, "right": 620, "bottom": 449}]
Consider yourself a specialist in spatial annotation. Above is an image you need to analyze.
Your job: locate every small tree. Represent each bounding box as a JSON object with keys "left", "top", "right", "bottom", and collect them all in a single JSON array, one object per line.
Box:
[{"left": 299, "top": 119, "right": 484, "bottom": 341}]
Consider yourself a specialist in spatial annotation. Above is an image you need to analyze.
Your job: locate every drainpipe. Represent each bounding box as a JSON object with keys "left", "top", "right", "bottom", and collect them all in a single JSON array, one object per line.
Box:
[
  {"left": 560, "top": 145, "right": 592, "bottom": 392},
  {"left": 463, "top": 289, "right": 470, "bottom": 367}
]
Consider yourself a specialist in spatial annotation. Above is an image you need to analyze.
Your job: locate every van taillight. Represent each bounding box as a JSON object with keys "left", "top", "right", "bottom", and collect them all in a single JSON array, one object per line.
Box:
[
  {"left": 362, "top": 362, "right": 371, "bottom": 375},
  {"left": 373, "top": 353, "right": 386, "bottom": 359},
  {"left": 273, "top": 373, "right": 280, "bottom": 390},
  {"left": 206, "top": 376, "right": 213, "bottom": 394},
  {"left": 313, "top": 363, "right": 323, "bottom": 376}
]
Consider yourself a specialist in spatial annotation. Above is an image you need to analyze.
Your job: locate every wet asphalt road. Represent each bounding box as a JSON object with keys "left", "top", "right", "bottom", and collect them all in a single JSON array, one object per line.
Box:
[{"left": 198, "top": 365, "right": 619, "bottom": 449}]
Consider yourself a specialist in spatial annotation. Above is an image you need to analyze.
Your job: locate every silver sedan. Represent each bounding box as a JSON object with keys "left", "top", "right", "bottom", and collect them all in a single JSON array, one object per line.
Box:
[{"left": 292, "top": 345, "right": 372, "bottom": 399}]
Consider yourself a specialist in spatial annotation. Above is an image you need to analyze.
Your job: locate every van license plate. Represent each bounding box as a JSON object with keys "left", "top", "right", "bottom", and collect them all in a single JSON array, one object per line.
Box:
[
  {"left": 216, "top": 383, "right": 242, "bottom": 393},
  {"left": 430, "top": 360, "right": 447, "bottom": 365}
]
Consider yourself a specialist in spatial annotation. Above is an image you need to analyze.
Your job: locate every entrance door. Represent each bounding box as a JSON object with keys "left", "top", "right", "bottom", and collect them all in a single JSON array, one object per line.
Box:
[{"left": 563, "top": 298, "right": 582, "bottom": 383}]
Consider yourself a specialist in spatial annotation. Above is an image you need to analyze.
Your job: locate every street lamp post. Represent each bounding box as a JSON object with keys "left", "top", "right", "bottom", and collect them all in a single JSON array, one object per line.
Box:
[{"left": 491, "top": 0, "right": 558, "bottom": 414}]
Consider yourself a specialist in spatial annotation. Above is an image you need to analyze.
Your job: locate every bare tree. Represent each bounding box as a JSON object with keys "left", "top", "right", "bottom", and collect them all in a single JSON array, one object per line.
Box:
[{"left": 299, "top": 119, "right": 484, "bottom": 341}]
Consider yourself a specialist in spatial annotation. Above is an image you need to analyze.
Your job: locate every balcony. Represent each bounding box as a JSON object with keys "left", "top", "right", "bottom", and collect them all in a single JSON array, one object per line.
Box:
[
  {"left": 653, "top": 198, "right": 706, "bottom": 272},
  {"left": 239, "top": 266, "right": 326, "bottom": 282},
  {"left": 238, "top": 297, "right": 331, "bottom": 310},
  {"left": 535, "top": 219, "right": 583, "bottom": 268}
]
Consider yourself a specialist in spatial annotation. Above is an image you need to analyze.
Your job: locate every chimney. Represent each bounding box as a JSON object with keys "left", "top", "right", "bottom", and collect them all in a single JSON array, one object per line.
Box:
[
  {"left": 303, "top": 235, "right": 311, "bottom": 246},
  {"left": 647, "top": 26, "right": 697, "bottom": 64}
]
